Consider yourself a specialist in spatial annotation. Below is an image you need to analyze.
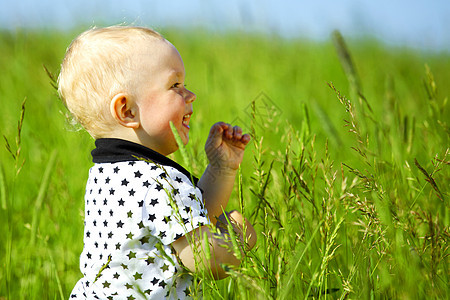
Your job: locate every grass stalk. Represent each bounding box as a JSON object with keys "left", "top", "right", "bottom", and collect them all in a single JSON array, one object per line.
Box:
[{"left": 30, "top": 150, "right": 58, "bottom": 246}]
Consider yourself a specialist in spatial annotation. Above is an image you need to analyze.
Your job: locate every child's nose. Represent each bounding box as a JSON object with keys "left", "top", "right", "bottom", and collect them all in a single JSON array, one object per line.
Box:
[{"left": 185, "top": 89, "right": 196, "bottom": 103}]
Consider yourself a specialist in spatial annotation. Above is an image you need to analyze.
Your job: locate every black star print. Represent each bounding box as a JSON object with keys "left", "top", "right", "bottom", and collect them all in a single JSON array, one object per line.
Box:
[
  {"left": 145, "top": 256, "right": 155, "bottom": 265},
  {"left": 86, "top": 231, "right": 91, "bottom": 238},
  {"left": 104, "top": 242, "right": 108, "bottom": 249},
  {"left": 103, "top": 220, "right": 108, "bottom": 227},
  {"left": 94, "top": 177, "right": 98, "bottom": 184},
  {"left": 116, "top": 220, "right": 124, "bottom": 228},
  {"left": 150, "top": 199, "right": 158, "bottom": 206},
  {"left": 87, "top": 210, "right": 90, "bottom": 216},
  {"left": 127, "top": 210, "right": 133, "bottom": 218},
  {"left": 155, "top": 183, "right": 163, "bottom": 191},
  {"left": 182, "top": 217, "right": 189, "bottom": 224},
  {"left": 108, "top": 232, "right": 113, "bottom": 239},
  {"left": 87, "top": 252, "right": 92, "bottom": 259},
  {"left": 188, "top": 193, "right": 197, "bottom": 201},
  {"left": 151, "top": 277, "right": 159, "bottom": 285},
  {"left": 175, "top": 233, "right": 183, "bottom": 240},
  {"left": 98, "top": 188, "right": 102, "bottom": 195},
  {"left": 105, "top": 177, "right": 110, "bottom": 184},
  {"left": 148, "top": 214, "right": 156, "bottom": 222},
  {"left": 143, "top": 180, "right": 150, "bottom": 188},
  {"left": 121, "top": 263, "right": 128, "bottom": 269},
  {"left": 184, "top": 207, "right": 192, "bottom": 214},
  {"left": 134, "top": 170, "right": 142, "bottom": 178},
  {"left": 109, "top": 209, "right": 113, "bottom": 216},
  {"left": 126, "top": 232, "right": 134, "bottom": 239},
  {"left": 144, "top": 289, "right": 152, "bottom": 295},
  {"left": 133, "top": 272, "right": 143, "bottom": 280},
  {"left": 138, "top": 200, "right": 144, "bottom": 207},
  {"left": 124, "top": 283, "right": 133, "bottom": 289},
  {"left": 93, "top": 199, "right": 97, "bottom": 205},
  {"left": 127, "top": 295, "right": 135, "bottom": 300},
  {"left": 159, "top": 231, "right": 166, "bottom": 239},
  {"left": 160, "top": 263, "right": 169, "bottom": 272},
  {"left": 163, "top": 216, "right": 171, "bottom": 224},
  {"left": 113, "top": 166, "right": 120, "bottom": 173},
  {"left": 118, "top": 198, "right": 124, "bottom": 206},
  {"left": 99, "top": 167, "right": 103, "bottom": 173},
  {"left": 128, "top": 161, "right": 136, "bottom": 166},
  {"left": 102, "top": 281, "right": 111, "bottom": 288},
  {"left": 127, "top": 251, "right": 136, "bottom": 259},
  {"left": 175, "top": 177, "right": 182, "bottom": 183},
  {"left": 151, "top": 165, "right": 158, "bottom": 170},
  {"left": 139, "top": 236, "right": 149, "bottom": 245},
  {"left": 113, "top": 272, "right": 120, "bottom": 279},
  {"left": 121, "top": 178, "right": 129, "bottom": 186},
  {"left": 93, "top": 220, "right": 97, "bottom": 227},
  {"left": 109, "top": 188, "right": 115, "bottom": 195},
  {"left": 115, "top": 242, "right": 121, "bottom": 250},
  {"left": 184, "top": 287, "right": 190, "bottom": 296},
  {"left": 137, "top": 221, "right": 144, "bottom": 229},
  {"left": 94, "top": 242, "right": 98, "bottom": 248},
  {"left": 159, "top": 172, "right": 167, "bottom": 179},
  {"left": 172, "top": 188, "right": 180, "bottom": 196},
  {"left": 103, "top": 199, "right": 108, "bottom": 205},
  {"left": 128, "top": 189, "right": 135, "bottom": 196},
  {"left": 159, "top": 281, "right": 167, "bottom": 289}
]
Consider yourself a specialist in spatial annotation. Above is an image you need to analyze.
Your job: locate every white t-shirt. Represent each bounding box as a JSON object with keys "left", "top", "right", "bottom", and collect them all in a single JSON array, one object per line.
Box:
[{"left": 70, "top": 138, "right": 210, "bottom": 300}]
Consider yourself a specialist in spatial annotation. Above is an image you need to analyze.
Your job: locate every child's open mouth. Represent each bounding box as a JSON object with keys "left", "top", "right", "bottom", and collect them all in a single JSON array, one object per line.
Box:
[{"left": 182, "top": 114, "right": 191, "bottom": 129}]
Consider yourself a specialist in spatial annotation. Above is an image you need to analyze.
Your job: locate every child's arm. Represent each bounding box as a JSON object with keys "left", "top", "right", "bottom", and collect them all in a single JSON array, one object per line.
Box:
[
  {"left": 172, "top": 210, "right": 257, "bottom": 279},
  {"left": 197, "top": 122, "right": 251, "bottom": 224}
]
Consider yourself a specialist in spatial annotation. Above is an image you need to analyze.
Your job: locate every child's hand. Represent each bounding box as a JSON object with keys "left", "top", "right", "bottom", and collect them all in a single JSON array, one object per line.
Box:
[
  {"left": 204, "top": 122, "right": 251, "bottom": 172},
  {"left": 216, "top": 210, "right": 257, "bottom": 249}
]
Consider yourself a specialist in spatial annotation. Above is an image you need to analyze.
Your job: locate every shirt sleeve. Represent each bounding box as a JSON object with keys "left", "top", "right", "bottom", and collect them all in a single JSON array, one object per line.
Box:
[{"left": 142, "top": 166, "right": 210, "bottom": 245}]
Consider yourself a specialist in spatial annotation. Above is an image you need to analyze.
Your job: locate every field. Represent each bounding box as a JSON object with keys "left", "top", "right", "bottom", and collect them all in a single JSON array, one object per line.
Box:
[{"left": 0, "top": 28, "right": 449, "bottom": 299}]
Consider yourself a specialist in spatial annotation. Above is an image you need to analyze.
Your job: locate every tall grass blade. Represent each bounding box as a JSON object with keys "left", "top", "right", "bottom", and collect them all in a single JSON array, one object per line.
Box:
[
  {"left": 0, "top": 165, "right": 6, "bottom": 210},
  {"left": 332, "top": 30, "right": 362, "bottom": 96},
  {"left": 332, "top": 30, "right": 373, "bottom": 115},
  {"left": 414, "top": 158, "right": 445, "bottom": 201},
  {"left": 169, "top": 121, "right": 190, "bottom": 167},
  {"left": 280, "top": 220, "right": 324, "bottom": 300},
  {"left": 30, "top": 150, "right": 58, "bottom": 245}
]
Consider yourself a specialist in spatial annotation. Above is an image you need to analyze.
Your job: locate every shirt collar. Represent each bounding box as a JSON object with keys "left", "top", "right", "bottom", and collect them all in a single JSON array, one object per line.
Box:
[{"left": 91, "top": 138, "right": 198, "bottom": 184}]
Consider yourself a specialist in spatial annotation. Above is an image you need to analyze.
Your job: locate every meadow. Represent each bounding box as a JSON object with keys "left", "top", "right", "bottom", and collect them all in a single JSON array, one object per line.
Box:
[{"left": 0, "top": 28, "right": 448, "bottom": 299}]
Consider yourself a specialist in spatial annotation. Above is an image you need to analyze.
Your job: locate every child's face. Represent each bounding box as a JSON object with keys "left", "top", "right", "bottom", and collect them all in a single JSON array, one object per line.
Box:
[{"left": 133, "top": 39, "right": 196, "bottom": 155}]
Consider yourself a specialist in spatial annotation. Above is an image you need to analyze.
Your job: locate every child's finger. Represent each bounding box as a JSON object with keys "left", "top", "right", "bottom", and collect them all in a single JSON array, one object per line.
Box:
[
  {"left": 225, "top": 123, "right": 233, "bottom": 139},
  {"left": 208, "top": 122, "right": 226, "bottom": 139},
  {"left": 232, "top": 126, "right": 243, "bottom": 140},
  {"left": 241, "top": 133, "right": 251, "bottom": 145}
]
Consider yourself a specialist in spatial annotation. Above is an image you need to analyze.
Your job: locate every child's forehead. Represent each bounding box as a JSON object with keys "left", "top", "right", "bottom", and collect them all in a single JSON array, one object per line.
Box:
[
  {"left": 132, "top": 38, "right": 173, "bottom": 58},
  {"left": 129, "top": 39, "right": 184, "bottom": 88},
  {"left": 132, "top": 39, "right": 182, "bottom": 69}
]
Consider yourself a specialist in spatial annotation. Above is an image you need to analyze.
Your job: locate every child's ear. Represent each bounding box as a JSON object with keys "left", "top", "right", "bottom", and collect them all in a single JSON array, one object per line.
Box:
[{"left": 110, "top": 93, "right": 140, "bottom": 129}]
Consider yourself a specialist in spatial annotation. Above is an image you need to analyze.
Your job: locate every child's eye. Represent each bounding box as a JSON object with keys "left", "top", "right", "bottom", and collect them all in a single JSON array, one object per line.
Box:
[{"left": 171, "top": 83, "right": 182, "bottom": 88}]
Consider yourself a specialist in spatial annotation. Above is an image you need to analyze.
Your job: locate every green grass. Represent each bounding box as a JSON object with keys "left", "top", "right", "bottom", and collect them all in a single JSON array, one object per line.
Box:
[{"left": 0, "top": 28, "right": 448, "bottom": 299}]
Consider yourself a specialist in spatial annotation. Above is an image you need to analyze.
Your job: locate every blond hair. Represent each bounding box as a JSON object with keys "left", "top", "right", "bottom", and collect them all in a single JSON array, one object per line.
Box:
[{"left": 57, "top": 26, "right": 164, "bottom": 138}]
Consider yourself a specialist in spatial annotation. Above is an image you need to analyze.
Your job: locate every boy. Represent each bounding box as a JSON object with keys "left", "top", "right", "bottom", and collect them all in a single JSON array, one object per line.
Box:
[{"left": 58, "top": 26, "right": 257, "bottom": 299}]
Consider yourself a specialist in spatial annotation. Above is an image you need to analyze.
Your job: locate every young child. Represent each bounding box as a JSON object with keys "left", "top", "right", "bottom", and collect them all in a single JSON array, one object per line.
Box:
[{"left": 58, "top": 26, "right": 257, "bottom": 299}]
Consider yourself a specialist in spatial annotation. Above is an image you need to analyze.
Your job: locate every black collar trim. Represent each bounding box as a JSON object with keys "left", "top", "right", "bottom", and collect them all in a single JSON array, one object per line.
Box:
[{"left": 92, "top": 138, "right": 198, "bottom": 184}]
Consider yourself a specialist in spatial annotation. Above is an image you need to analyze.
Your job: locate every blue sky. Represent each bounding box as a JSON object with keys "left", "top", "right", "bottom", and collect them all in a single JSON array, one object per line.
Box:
[{"left": 1, "top": 0, "right": 449, "bottom": 51}]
